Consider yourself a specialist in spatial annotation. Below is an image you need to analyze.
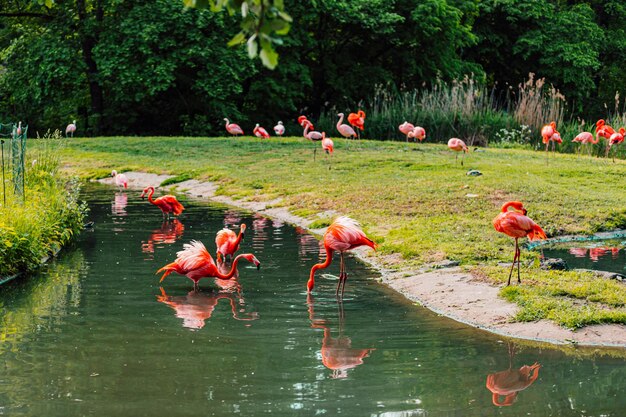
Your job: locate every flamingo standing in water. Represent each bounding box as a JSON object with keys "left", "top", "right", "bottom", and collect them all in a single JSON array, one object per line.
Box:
[
  {"left": 448, "top": 138, "right": 468, "bottom": 165},
  {"left": 253, "top": 124, "right": 270, "bottom": 139},
  {"left": 224, "top": 118, "right": 244, "bottom": 137},
  {"left": 215, "top": 224, "right": 247, "bottom": 262},
  {"left": 303, "top": 120, "right": 324, "bottom": 161},
  {"left": 308, "top": 216, "right": 376, "bottom": 298},
  {"left": 111, "top": 170, "right": 128, "bottom": 190},
  {"left": 347, "top": 110, "right": 366, "bottom": 139},
  {"left": 336, "top": 113, "right": 357, "bottom": 140},
  {"left": 486, "top": 344, "right": 541, "bottom": 407},
  {"left": 140, "top": 186, "right": 185, "bottom": 219},
  {"left": 157, "top": 240, "right": 260, "bottom": 290},
  {"left": 572, "top": 132, "right": 597, "bottom": 157},
  {"left": 273, "top": 121, "right": 285, "bottom": 136},
  {"left": 66, "top": 120, "right": 77, "bottom": 138},
  {"left": 399, "top": 122, "right": 415, "bottom": 142},
  {"left": 493, "top": 201, "right": 547, "bottom": 285},
  {"left": 606, "top": 127, "right": 625, "bottom": 161},
  {"left": 408, "top": 126, "right": 426, "bottom": 143}
]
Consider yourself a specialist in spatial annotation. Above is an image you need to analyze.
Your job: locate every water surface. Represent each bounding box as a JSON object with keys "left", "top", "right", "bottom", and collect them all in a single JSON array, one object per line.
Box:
[{"left": 1, "top": 185, "right": 625, "bottom": 416}]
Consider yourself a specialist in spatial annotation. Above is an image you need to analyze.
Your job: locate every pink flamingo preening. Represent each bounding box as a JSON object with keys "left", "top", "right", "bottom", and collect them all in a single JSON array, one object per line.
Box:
[
  {"left": 157, "top": 240, "right": 260, "bottom": 290},
  {"left": 273, "top": 121, "right": 285, "bottom": 136},
  {"left": 308, "top": 216, "right": 376, "bottom": 298},
  {"left": 140, "top": 186, "right": 185, "bottom": 219},
  {"left": 253, "top": 124, "right": 270, "bottom": 139},
  {"left": 493, "top": 201, "right": 547, "bottom": 285},
  {"left": 111, "top": 170, "right": 128, "bottom": 190},
  {"left": 347, "top": 110, "right": 366, "bottom": 139},
  {"left": 215, "top": 224, "right": 247, "bottom": 262},
  {"left": 606, "top": 127, "right": 625, "bottom": 161},
  {"left": 399, "top": 122, "right": 415, "bottom": 142},
  {"left": 408, "top": 126, "right": 426, "bottom": 142},
  {"left": 541, "top": 121, "right": 561, "bottom": 161},
  {"left": 224, "top": 118, "right": 244, "bottom": 137},
  {"left": 447, "top": 138, "right": 468, "bottom": 165},
  {"left": 321, "top": 132, "right": 334, "bottom": 169}
]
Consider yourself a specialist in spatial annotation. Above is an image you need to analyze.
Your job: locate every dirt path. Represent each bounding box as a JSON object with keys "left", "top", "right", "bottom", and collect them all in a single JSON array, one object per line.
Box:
[{"left": 100, "top": 172, "right": 626, "bottom": 348}]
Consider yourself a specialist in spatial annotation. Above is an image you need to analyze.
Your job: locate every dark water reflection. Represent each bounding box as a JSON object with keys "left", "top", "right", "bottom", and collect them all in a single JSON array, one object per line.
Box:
[
  {"left": 0, "top": 185, "right": 625, "bottom": 416},
  {"left": 543, "top": 240, "right": 626, "bottom": 274}
]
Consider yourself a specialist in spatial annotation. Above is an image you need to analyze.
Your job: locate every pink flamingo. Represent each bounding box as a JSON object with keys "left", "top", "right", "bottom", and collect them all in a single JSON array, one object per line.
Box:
[
  {"left": 15, "top": 121, "right": 22, "bottom": 137},
  {"left": 399, "top": 122, "right": 415, "bottom": 142},
  {"left": 111, "top": 170, "right": 128, "bottom": 190},
  {"left": 308, "top": 216, "right": 376, "bottom": 298},
  {"left": 486, "top": 344, "right": 541, "bottom": 407},
  {"left": 303, "top": 121, "right": 324, "bottom": 161},
  {"left": 408, "top": 126, "right": 426, "bottom": 142},
  {"left": 140, "top": 186, "right": 185, "bottom": 219},
  {"left": 448, "top": 138, "right": 469, "bottom": 165},
  {"left": 224, "top": 118, "right": 244, "bottom": 137},
  {"left": 157, "top": 240, "right": 260, "bottom": 290},
  {"left": 215, "top": 224, "right": 247, "bottom": 262},
  {"left": 321, "top": 132, "right": 334, "bottom": 169},
  {"left": 336, "top": 113, "right": 357, "bottom": 140},
  {"left": 66, "top": 120, "right": 77, "bottom": 138},
  {"left": 572, "top": 132, "right": 597, "bottom": 157},
  {"left": 606, "top": 127, "right": 625, "bottom": 161},
  {"left": 273, "top": 121, "right": 285, "bottom": 136},
  {"left": 253, "top": 124, "right": 270, "bottom": 139},
  {"left": 596, "top": 119, "right": 615, "bottom": 142},
  {"left": 493, "top": 201, "right": 547, "bottom": 285}
]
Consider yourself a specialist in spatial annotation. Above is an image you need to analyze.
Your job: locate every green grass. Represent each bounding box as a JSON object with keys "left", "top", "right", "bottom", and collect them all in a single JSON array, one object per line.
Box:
[{"left": 54, "top": 135, "right": 626, "bottom": 327}]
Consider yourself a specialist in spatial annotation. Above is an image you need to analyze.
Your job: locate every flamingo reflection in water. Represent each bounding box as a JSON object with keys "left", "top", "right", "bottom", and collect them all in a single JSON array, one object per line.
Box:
[
  {"left": 111, "top": 192, "right": 128, "bottom": 217},
  {"left": 307, "top": 294, "right": 375, "bottom": 379},
  {"left": 486, "top": 343, "right": 541, "bottom": 407},
  {"left": 141, "top": 219, "right": 185, "bottom": 256},
  {"left": 157, "top": 278, "right": 258, "bottom": 330}
]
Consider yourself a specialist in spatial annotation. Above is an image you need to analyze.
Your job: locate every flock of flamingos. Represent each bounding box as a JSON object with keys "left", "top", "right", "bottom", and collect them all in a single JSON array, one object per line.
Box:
[{"left": 110, "top": 109, "right": 626, "bottom": 298}]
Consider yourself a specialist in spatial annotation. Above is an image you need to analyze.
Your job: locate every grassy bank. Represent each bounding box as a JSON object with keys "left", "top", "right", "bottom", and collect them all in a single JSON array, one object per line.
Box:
[
  {"left": 55, "top": 136, "right": 626, "bottom": 328},
  {"left": 0, "top": 135, "right": 87, "bottom": 278}
]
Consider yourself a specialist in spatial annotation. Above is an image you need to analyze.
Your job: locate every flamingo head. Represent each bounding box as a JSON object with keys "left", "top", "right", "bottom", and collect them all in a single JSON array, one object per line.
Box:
[
  {"left": 242, "top": 254, "right": 261, "bottom": 270},
  {"left": 620, "top": 127, "right": 625, "bottom": 135},
  {"left": 337, "top": 113, "right": 344, "bottom": 118},
  {"left": 297, "top": 116, "right": 308, "bottom": 125},
  {"left": 596, "top": 119, "right": 605, "bottom": 128},
  {"left": 111, "top": 170, "right": 117, "bottom": 177},
  {"left": 223, "top": 118, "right": 229, "bottom": 125},
  {"left": 550, "top": 121, "right": 556, "bottom": 129},
  {"left": 278, "top": 121, "right": 283, "bottom": 125},
  {"left": 140, "top": 186, "right": 153, "bottom": 199},
  {"left": 358, "top": 110, "right": 366, "bottom": 118},
  {"left": 239, "top": 223, "right": 247, "bottom": 236},
  {"left": 502, "top": 201, "right": 527, "bottom": 215}
]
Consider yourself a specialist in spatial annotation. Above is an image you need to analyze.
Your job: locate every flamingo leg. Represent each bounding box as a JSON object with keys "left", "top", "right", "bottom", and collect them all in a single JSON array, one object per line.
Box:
[
  {"left": 313, "top": 146, "right": 317, "bottom": 162},
  {"left": 516, "top": 239, "right": 521, "bottom": 284},
  {"left": 507, "top": 239, "right": 519, "bottom": 286},
  {"left": 336, "top": 253, "right": 344, "bottom": 297},
  {"left": 340, "top": 252, "right": 348, "bottom": 299},
  {"left": 545, "top": 142, "right": 549, "bottom": 164},
  {"left": 461, "top": 152, "right": 465, "bottom": 167}
]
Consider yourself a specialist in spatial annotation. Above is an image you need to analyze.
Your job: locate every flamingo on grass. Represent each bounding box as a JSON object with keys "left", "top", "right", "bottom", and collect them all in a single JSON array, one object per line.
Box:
[
  {"left": 408, "top": 126, "right": 426, "bottom": 143},
  {"left": 140, "top": 186, "right": 185, "bottom": 219},
  {"left": 399, "top": 122, "right": 415, "bottom": 142},
  {"left": 215, "top": 224, "right": 247, "bottom": 262},
  {"left": 224, "top": 118, "right": 244, "bottom": 137},
  {"left": 448, "top": 138, "right": 468, "bottom": 165},
  {"left": 606, "top": 128, "right": 625, "bottom": 161},
  {"left": 303, "top": 120, "right": 324, "bottom": 161},
  {"left": 541, "top": 121, "right": 560, "bottom": 160},
  {"left": 572, "top": 132, "right": 597, "bottom": 157},
  {"left": 336, "top": 113, "right": 357, "bottom": 140},
  {"left": 595, "top": 119, "right": 615, "bottom": 142},
  {"left": 493, "top": 201, "right": 547, "bottom": 286},
  {"left": 321, "top": 133, "right": 334, "bottom": 169},
  {"left": 253, "top": 124, "right": 270, "bottom": 139},
  {"left": 274, "top": 121, "right": 285, "bottom": 136},
  {"left": 347, "top": 110, "right": 366, "bottom": 139},
  {"left": 111, "top": 170, "right": 128, "bottom": 190},
  {"left": 157, "top": 240, "right": 260, "bottom": 290},
  {"left": 308, "top": 216, "right": 376, "bottom": 298},
  {"left": 66, "top": 120, "right": 77, "bottom": 138}
]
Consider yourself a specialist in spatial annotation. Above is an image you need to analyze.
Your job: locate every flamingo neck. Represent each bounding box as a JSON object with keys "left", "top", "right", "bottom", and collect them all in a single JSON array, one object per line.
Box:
[
  {"left": 308, "top": 246, "right": 334, "bottom": 289},
  {"left": 234, "top": 228, "right": 245, "bottom": 247},
  {"left": 337, "top": 114, "right": 344, "bottom": 129},
  {"left": 147, "top": 187, "right": 156, "bottom": 204},
  {"left": 501, "top": 201, "right": 523, "bottom": 213},
  {"left": 215, "top": 254, "right": 247, "bottom": 280},
  {"left": 224, "top": 119, "right": 229, "bottom": 128}
]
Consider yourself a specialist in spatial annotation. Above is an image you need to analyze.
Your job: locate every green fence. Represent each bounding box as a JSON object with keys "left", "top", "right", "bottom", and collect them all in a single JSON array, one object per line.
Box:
[{"left": 0, "top": 122, "right": 28, "bottom": 204}]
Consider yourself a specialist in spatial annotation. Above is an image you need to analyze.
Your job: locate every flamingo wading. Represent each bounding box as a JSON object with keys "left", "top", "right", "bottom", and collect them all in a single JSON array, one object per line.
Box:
[
  {"left": 215, "top": 224, "right": 247, "bottom": 262},
  {"left": 308, "top": 216, "right": 376, "bottom": 298},
  {"left": 111, "top": 170, "right": 128, "bottom": 190},
  {"left": 140, "top": 186, "right": 185, "bottom": 219}
]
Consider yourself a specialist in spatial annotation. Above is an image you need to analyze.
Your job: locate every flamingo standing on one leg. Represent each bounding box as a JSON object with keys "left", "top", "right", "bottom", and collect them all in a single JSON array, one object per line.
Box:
[
  {"left": 215, "top": 224, "right": 247, "bottom": 262},
  {"left": 493, "top": 201, "right": 547, "bottom": 286},
  {"left": 347, "top": 110, "right": 365, "bottom": 139},
  {"left": 408, "top": 126, "right": 426, "bottom": 143},
  {"left": 273, "top": 121, "right": 285, "bottom": 136},
  {"left": 399, "top": 122, "right": 415, "bottom": 142},
  {"left": 606, "top": 127, "right": 625, "bottom": 161},
  {"left": 321, "top": 132, "right": 334, "bottom": 169},
  {"left": 224, "top": 118, "right": 244, "bottom": 137},
  {"left": 253, "top": 124, "right": 270, "bottom": 139},
  {"left": 140, "top": 186, "right": 185, "bottom": 219},
  {"left": 336, "top": 113, "right": 357, "bottom": 141},
  {"left": 111, "top": 170, "right": 128, "bottom": 190},
  {"left": 541, "top": 121, "right": 557, "bottom": 161},
  {"left": 157, "top": 240, "right": 260, "bottom": 290},
  {"left": 304, "top": 121, "right": 324, "bottom": 161},
  {"left": 308, "top": 216, "right": 376, "bottom": 298},
  {"left": 448, "top": 138, "right": 469, "bottom": 166},
  {"left": 66, "top": 120, "right": 77, "bottom": 138}
]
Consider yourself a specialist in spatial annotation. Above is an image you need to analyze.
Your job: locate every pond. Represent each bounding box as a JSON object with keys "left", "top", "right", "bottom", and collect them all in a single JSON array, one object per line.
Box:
[
  {"left": 1, "top": 185, "right": 625, "bottom": 416},
  {"left": 542, "top": 239, "right": 626, "bottom": 275}
]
